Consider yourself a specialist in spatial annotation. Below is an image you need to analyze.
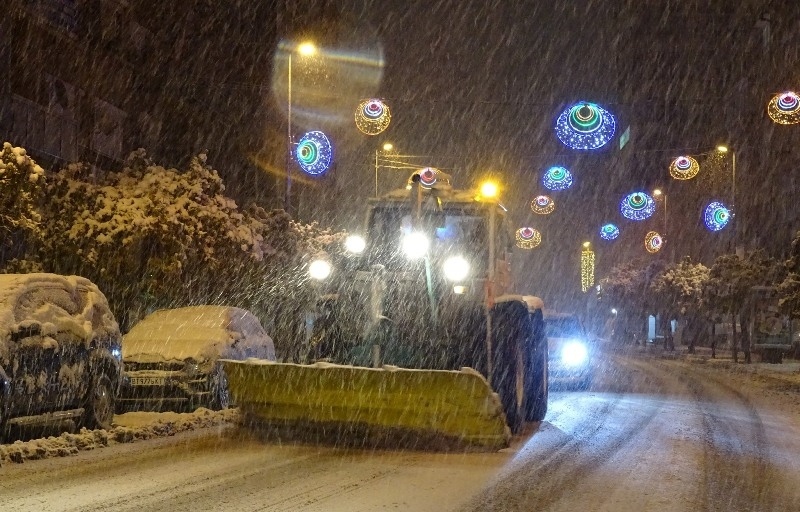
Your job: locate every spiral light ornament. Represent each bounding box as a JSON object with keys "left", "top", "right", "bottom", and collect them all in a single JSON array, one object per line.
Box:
[
  {"left": 531, "top": 195, "right": 555, "bottom": 214},
  {"left": 703, "top": 201, "right": 731, "bottom": 232},
  {"left": 620, "top": 192, "right": 656, "bottom": 221},
  {"left": 599, "top": 223, "right": 620, "bottom": 241},
  {"left": 355, "top": 98, "right": 392, "bottom": 134},
  {"left": 669, "top": 155, "right": 700, "bottom": 180},
  {"left": 516, "top": 227, "right": 542, "bottom": 249},
  {"left": 767, "top": 91, "right": 800, "bottom": 125},
  {"left": 417, "top": 167, "right": 438, "bottom": 189},
  {"left": 542, "top": 166, "right": 573, "bottom": 191},
  {"left": 645, "top": 231, "right": 663, "bottom": 253},
  {"left": 555, "top": 101, "right": 617, "bottom": 150},
  {"left": 295, "top": 130, "right": 333, "bottom": 175}
]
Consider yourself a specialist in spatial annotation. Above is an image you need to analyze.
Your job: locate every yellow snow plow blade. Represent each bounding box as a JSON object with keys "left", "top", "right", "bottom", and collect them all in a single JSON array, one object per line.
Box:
[{"left": 221, "top": 360, "right": 510, "bottom": 449}]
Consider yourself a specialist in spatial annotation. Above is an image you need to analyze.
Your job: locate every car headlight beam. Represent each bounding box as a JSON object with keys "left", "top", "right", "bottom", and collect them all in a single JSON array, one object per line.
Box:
[
  {"left": 443, "top": 255, "right": 470, "bottom": 282},
  {"left": 309, "top": 259, "right": 332, "bottom": 280},
  {"left": 402, "top": 231, "right": 430, "bottom": 259},
  {"left": 344, "top": 234, "right": 366, "bottom": 254},
  {"left": 561, "top": 340, "right": 588, "bottom": 367}
]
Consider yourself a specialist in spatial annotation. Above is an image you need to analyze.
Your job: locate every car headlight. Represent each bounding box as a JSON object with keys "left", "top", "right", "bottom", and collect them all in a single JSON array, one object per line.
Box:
[
  {"left": 309, "top": 259, "right": 332, "bottom": 280},
  {"left": 443, "top": 255, "right": 470, "bottom": 282},
  {"left": 184, "top": 360, "right": 201, "bottom": 377},
  {"left": 561, "top": 340, "right": 589, "bottom": 367},
  {"left": 402, "top": 231, "right": 429, "bottom": 259},
  {"left": 344, "top": 234, "right": 366, "bottom": 254},
  {"left": 110, "top": 346, "right": 122, "bottom": 361}
]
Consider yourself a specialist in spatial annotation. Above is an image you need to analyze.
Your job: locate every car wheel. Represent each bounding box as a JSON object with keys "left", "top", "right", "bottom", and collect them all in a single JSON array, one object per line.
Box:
[
  {"left": 207, "top": 365, "right": 230, "bottom": 411},
  {"left": 82, "top": 374, "right": 115, "bottom": 430}
]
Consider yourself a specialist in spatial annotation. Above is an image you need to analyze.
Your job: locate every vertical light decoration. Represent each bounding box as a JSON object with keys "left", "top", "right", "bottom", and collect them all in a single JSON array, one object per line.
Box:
[
  {"left": 581, "top": 244, "right": 595, "bottom": 292},
  {"left": 355, "top": 98, "right": 392, "bottom": 134},
  {"left": 555, "top": 101, "right": 616, "bottom": 150},
  {"left": 645, "top": 231, "right": 663, "bottom": 253},
  {"left": 516, "top": 227, "right": 542, "bottom": 249},
  {"left": 703, "top": 201, "right": 731, "bottom": 232},
  {"left": 542, "top": 166, "right": 573, "bottom": 191},
  {"left": 620, "top": 191, "right": 656, "bottom": 221},
  {"left": 767, "top": 91, "right": 800, "bottom": 125},
  {"left": 296, "top": 130, "right": 333, "bottom": 175},
  {"left": 669, "top": 155, "right": 700, "bottom": 180},
  {"left": 531, "top": 195, "right": 555, "bottom": 214},
  {"left": 599, "top": 223, "right": 620, "bottom": 240}
]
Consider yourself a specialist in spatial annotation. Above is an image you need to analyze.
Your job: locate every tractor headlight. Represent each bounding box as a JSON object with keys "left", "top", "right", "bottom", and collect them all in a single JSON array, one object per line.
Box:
[
  {"left": 443, "top": 255, "right": 470, "bottom": 282},
  {"left": 402, "top": 231, "right": 429, "bottom": 259},
  {"left": 344, "top": 234, "right": 366, "bottom": 254},
  {"left": 309, "top": 259, "right": 332, "bottom": 280},
  {"left": 561, "top": 340, "right": 589, "bottom": 367}
]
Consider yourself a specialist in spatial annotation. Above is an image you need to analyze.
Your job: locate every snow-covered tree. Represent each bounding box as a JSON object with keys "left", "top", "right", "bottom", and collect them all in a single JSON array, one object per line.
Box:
[
  {"left": 0, "top": 142, "right": 45, "bottom": 264},
  {"left": 651, "top": 257, "right": 709, "bottom": 352},
  {"left": 778, "top": 231, "right": 800, "bottom": 318}
]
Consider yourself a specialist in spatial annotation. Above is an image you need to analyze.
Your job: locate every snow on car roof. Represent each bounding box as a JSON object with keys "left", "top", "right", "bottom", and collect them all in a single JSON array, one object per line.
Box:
[
  {"left": 0, "top": 273, "right": 120, "bottom": 346},
  {"left": 123, "top": 305, "right": 274, "bottom": 362}
]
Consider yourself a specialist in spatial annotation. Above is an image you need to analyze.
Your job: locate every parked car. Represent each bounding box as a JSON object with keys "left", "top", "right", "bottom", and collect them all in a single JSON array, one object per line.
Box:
[
  {"left": 0, "top": 273, "right": 123, "bottom": 439},
  {"left": 544, "top": 310, "right": 594, "bottom": 390},
  {"left": 119, "top": 305, "right": 275, "bottom": 412}
]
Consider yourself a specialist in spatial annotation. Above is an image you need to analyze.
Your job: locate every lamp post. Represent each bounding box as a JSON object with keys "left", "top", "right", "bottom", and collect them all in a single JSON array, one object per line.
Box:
[
  {"left": 716, "top": 145, "right": 738, "bottom": 254},
  {"left": 374, "top": 142, "right": 394, "bottom": 197},
  {"left": 284, "top": 41, "right": 317, "bottom": 214}
]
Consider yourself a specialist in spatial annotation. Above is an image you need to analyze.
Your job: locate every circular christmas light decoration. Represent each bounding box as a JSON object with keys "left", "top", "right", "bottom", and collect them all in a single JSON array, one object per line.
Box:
[
  {"left": 620, "top": 192, "right": 656, "bottom": 221},
  {"left": 555, "top": 101, "right": 616, "bottom": 150},
  {"left": 767, "top": 91, "right": 800, "bottom": 125},
  {"left": 669, "top": 155, "right": 700, "bottom": 180},
  {"left": 355, "top": 98, "right": 392, "bottom": 135},
  {"left": 417, "top": 167, "right": 438, "bottom": 189},
  {"left": 295, "top": 130, "right": 333, "bottom": 175},
  {"left": 599, "top": 223, "right": 620, "bottom": 241},
  {"left": 703, "top": 201, "right": 731, "bottom": 232},
  {"left": 542, "top": 166, "right": 573, "bottom": 191},
  {"left": 645, "top": 231, "right": 663, "bottom": 253},
  {"left": 515, "top": 227, "right": 542, "bottom": 249},
  {"left": 531, "top": 195, "right": 555, "bottom": 215}
]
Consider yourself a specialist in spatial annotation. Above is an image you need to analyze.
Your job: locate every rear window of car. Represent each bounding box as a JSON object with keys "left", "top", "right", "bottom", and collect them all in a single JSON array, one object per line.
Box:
[{"left": 545, "top": 317, "right": 583, "bottom": 339}]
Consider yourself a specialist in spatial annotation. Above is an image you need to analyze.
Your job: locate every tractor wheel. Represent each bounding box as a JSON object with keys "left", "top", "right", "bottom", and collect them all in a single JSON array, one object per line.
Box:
[
  {"left": 525, "top": 338, "right": 548, "bottom": 421},
  {"left": 491, "top": 308, "right": 526, "bottom": 435}
]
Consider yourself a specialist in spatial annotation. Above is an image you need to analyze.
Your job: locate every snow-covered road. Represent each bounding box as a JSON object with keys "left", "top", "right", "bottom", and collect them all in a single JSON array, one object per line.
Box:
[{"left": 2, "top": 353, "right": 799, "bottom": 512}]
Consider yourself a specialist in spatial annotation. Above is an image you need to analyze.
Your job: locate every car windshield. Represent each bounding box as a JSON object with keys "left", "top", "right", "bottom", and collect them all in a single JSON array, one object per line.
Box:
[
  {"left": 546, "top": 316, "right": 584, "bottom": 339},
  {"left": 366, "top": 205, "right": 488, "bottom": 271}
]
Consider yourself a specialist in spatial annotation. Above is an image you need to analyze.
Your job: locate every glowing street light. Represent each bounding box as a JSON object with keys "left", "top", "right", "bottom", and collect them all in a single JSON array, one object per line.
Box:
[
  {"left": 285, "top": 40, "right": 317, "bottom": 213},
  {"left": 716, "top": 144, "right": 737, "bottom": 251}
]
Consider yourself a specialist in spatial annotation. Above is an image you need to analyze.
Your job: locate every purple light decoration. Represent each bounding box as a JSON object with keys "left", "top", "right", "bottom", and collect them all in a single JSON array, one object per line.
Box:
[
  {"left": 355, "top": 99, "right": 392, "bottom": 135},
  {"left": 645, "top": 231, "right": 663, "bottom": 253},
  {"left": 531, "top": 195, "right": 555, "bottom": 214},
  {"left": 295, "top": 130, "right": 333, "bottom": 176},
  {"left": 542, "top": 166, "right": 573, "bottom": 191},
  {"left": 767, "top": 91, "right": 800, "bottom": 125},
  {"left": 703, "top": 201, "right": 731, "bottom": 232},
  {"left": 620, "top": 192, "right": 656, "bottom": 221},
  {"left": 418, "top": 167, "right": 438, "bottom": 189},
  {"left": 554, "top": 101, "right": 616, "bottom": 150},
  {"left": 669, "top": 155, "right": 700, "bottom": 180},
  {"left": 600, "top": 223, "right": 620, "bottom": 240},
  {"left": 516, "top": 227, "right": 542, "bottom": 249}
]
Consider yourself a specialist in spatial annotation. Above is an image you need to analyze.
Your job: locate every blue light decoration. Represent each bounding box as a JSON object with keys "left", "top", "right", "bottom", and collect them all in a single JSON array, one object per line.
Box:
[
  {"left": 531, "top": 195, "right": 555, "bottom": 214},
  {"left": 703, "top": 201, "right": 731, "bottom": 232},
  {"left": 295, "top": 130, "right": 333, "bottom": 176},
  {"left": 555, "top": 101, "right": 616, "bottom": 150},
  {"left": 516, "top": 227, "right": 542, "bottom": 249},
  {"left": 599, "top": 223, "right": 620, "bottom": 240},
  {"left": 767, "top": 91, "right": 800, "bottom": 125},
  {"left": 620, "top": 192, "right": 656, "bottom": 221},
  {"left": 355, "top": 98, "right": 392, "bottom": 135},
  {"left": 542, "top": 166, "right": 573, "bottom": 191}
]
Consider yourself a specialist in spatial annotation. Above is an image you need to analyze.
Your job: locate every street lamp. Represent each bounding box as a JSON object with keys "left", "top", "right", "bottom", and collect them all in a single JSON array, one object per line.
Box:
[
  {"left": 374, "top": 142, "right": 394, "bottom": 197},
  {"left": 652, "top": 188, "right": 667, "bottom": 235},
  {"left": 285, "top": 40, "right": 317, "bottom": 214},
  {"left": 716, "top": 145, "right": 738, "bottom": 252}
]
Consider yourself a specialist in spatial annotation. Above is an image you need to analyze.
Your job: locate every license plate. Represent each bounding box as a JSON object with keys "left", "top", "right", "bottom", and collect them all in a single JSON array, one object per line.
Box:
[{"left": 130, "top": 376, "right": 167, "bottom": 386}]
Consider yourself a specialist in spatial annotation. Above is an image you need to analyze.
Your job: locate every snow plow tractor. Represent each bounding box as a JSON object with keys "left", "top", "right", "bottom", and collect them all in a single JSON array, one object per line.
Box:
[{"left": 222, "top": 170, "right": 548, "bottom": 449}]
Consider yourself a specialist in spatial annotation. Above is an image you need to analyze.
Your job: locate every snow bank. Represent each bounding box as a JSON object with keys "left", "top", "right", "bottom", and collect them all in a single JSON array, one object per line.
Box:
[{"left": 0, "top": 408, "right": 237, "bottom": 465}]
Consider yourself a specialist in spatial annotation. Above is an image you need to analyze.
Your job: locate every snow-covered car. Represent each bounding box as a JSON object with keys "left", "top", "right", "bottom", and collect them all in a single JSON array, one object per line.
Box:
[
  {"left": 544, "top": 311, "right": 593, "bottom": 390},
  {"left": 119, "top": 306, "right": 275, "bottom": 412},
  {"left": 0, "top": 273, "right": 123, "bottom": 438}
]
